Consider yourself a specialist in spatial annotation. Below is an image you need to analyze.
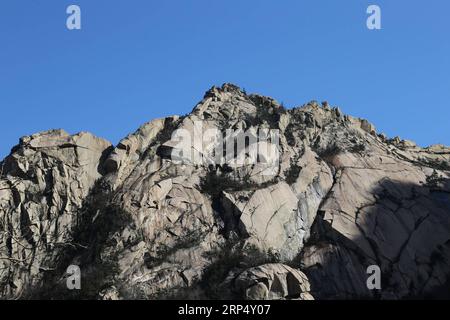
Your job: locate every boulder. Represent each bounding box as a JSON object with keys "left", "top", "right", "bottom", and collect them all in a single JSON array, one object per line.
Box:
[{"left": 235, "top": 264, "right": 313, "bottom": 300}]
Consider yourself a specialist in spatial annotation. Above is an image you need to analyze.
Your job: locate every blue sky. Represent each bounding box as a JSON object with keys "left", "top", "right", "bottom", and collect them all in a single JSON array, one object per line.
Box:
[{"left": 0, "top": 0, "right": 449, "bottom": 159}]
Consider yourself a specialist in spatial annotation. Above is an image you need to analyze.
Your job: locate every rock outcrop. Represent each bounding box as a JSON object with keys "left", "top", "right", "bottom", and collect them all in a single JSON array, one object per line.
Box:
[
  {"left": 234, "top": 264, "right": 313, "bottom": 300},
  {"left": 0, "top": 130, "right": 112, "bottom": 298},
  {"left": 1, "top": 84, "right": 449, "bottom": 300}
]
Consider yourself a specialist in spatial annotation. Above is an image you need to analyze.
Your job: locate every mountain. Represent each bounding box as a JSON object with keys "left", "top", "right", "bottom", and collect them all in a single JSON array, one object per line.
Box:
[{"left": 1, "top": 84, "right": 449, "bottom": 300}]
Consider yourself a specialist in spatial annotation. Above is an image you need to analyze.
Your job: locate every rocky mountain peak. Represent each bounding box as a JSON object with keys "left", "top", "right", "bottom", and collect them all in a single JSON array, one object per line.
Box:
[
  {"left": 192, "top": 84, "right": 285, "bottom": 126},
  {"left": 1, "top": 85, "right": 449, "bottom": 300}
]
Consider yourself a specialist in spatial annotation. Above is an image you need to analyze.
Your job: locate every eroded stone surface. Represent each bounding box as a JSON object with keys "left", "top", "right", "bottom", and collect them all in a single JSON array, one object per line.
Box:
[
  {"left": 0, "top": 130, "right": 111, "bottom": 298},
  {"left": 235, "top": 264, "right": 313, "bottom": 300},
  {"left": 1, "top": 84, "right": 449, "bottom": 299}
]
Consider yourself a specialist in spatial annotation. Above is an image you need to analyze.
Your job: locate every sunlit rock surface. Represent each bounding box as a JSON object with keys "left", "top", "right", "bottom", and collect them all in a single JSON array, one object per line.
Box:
[{"left": 1, "top": 84, "right": 449, "bottom": 299}]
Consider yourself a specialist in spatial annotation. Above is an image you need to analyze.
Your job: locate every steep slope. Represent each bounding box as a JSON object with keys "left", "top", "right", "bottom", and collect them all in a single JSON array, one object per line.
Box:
[
  {"left": 0, "top": 130, "right": 112, "bottom": 298},
  {"left": 0, "top": 84, "right": 449, "bottom": 300}
]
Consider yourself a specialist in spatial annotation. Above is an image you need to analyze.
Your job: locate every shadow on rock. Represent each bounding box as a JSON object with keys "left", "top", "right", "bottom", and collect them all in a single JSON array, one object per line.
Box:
[{"left": 299, "top": 177, "right": 450, "bottom": 300}]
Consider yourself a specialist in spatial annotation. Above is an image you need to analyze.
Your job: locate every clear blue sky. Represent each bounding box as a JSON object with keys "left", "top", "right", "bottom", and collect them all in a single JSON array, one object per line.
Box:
[{"left": 1, "top": 0, "right": 449, "bottom": 159}]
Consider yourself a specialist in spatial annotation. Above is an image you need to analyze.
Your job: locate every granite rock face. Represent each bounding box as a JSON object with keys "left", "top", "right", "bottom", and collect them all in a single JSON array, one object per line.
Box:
[
  {"left": 234, "top": 264, "right": 313, "bottom": 300},
  {"left": 1, "top": 84, "right": 449, "bottom": 300},
  {"left": 0, "top": 130, "right": 112, "bottom": 298}
]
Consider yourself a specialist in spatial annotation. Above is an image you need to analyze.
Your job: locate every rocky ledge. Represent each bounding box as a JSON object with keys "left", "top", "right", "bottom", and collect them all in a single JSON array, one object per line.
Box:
[{"left": 0, "top": 84, "right": 449, "bottom": 300}]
